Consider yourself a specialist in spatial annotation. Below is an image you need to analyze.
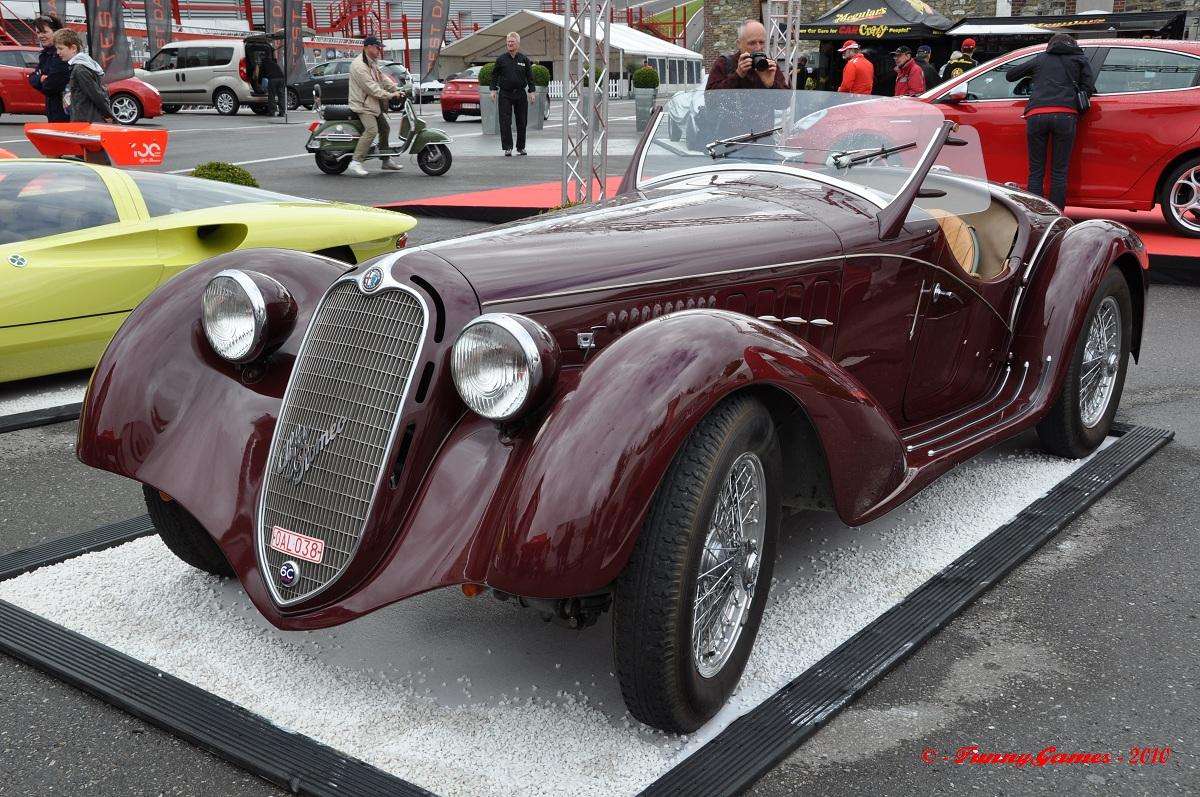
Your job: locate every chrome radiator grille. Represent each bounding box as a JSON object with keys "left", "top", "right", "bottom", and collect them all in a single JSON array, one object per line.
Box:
[{"left": 258, "top": 280, "right": 425, "bottom": 605}]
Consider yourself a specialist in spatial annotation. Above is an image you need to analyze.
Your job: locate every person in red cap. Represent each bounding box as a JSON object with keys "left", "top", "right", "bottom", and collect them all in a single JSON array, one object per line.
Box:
[
  {"left": 837, "top": 40, "right": 874, "bottom": 94},
  {"left": 941, "top": 39, "right": 979, "bottom": 80}
]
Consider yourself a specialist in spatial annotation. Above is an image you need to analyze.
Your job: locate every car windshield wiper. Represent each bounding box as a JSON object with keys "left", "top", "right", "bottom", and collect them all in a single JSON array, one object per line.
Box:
[
  {"left": 705, "top": 126, "right": 783, "bottom": 158},
  {"left": 828, "top": 141, "right": 918, "bottom": 169}
]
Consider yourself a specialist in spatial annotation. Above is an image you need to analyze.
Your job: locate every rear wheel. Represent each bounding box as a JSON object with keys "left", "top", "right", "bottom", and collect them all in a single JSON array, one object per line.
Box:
[
  {"left": 250, "top": 103, "right": 271, "bottom": 115},
  {"left": 213, "top": 88, "right": 239, "bottom": 115},
  {"left": 315, "top": 151, "right": 350, "bottom": 174},
  {"left": 163, "top": 104, "right": 181, "bottom": 113},
  {"left": 417, "top": 144, "right": 452, "bottom": 176},
  {"left": 286, "top": 88, "right": 299, "bottom": 111},
  {"left": 1159, "top": 155, "right": 1200, "bottom": 238},
  {"left": 1037, "top": 267, "right": 1132, "bottom": 458},
  {"left": 613, "top": 394, "right": 781, "bottom": 733},
  {"left": 442, "top": 110, "right": 458, "bottom": 122},
  {"left": 143, "top": 486, "right": 234, "bottom": 578}
]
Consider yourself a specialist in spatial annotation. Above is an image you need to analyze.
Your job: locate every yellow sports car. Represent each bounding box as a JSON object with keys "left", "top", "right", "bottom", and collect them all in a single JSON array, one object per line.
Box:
[{"left": 1, "top": 159, "right": 416, "bottom": 383}]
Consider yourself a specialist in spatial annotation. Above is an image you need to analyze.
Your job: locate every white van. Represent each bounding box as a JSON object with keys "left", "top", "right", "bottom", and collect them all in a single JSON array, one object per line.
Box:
[{"left": 138, "top": 37, "right": 279, "bottom": 115}]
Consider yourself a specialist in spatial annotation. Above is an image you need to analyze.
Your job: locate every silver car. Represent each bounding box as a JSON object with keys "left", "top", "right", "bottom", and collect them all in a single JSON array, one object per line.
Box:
[{"left": 139, "top": 37, "right": 277, "bottom": 115}]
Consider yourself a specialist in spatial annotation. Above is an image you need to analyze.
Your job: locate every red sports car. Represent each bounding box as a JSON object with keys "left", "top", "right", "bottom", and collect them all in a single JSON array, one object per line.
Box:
[
  {"left": 439, "top": 65, "right": 481, "bottom": 122},
  {"left": 0, "top": 45, "right": 162, "bottom": 125},
  {"left": 923, "top": 39, "right": 1200, "bottom": 237}
]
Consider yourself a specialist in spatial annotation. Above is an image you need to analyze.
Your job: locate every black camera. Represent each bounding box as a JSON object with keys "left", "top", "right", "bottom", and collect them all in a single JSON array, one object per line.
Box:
[{"left": 750, "top": 51, "right": 771, "bottom": 72}]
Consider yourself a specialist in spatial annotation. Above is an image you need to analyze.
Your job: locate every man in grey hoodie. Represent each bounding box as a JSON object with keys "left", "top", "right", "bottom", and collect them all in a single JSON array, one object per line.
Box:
[{"left": 53, "top": 29, "right": 113, "bottom": 125}]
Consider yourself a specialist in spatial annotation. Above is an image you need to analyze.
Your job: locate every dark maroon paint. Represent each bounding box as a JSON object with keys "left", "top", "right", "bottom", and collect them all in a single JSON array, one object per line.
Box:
[{"left": 78, "top": 163, "right": 1148, "bottom": 630}]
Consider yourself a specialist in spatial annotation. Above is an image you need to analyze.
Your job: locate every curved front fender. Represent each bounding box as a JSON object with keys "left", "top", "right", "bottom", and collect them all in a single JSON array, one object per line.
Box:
[
  {"left": 412, "top": 128, "right": 451, "bottom": 148},
  {"left": 483, "top": 310, "right": 907, "bottom": 598}
]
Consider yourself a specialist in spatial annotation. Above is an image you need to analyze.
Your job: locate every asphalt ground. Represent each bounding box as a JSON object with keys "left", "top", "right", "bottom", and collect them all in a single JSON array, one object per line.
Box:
[{"left": 1, "top": 103, "right": 1198, "bottom": 795}]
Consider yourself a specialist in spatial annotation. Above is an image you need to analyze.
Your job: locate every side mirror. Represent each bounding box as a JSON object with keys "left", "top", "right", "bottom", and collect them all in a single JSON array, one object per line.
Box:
[{"left": 937, "top": 91, "right": 968, "bottom": 104}]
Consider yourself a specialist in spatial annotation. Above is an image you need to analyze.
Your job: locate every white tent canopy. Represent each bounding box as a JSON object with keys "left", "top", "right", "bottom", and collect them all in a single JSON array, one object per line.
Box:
[
  {"left": 947, "top": 22, "right": 1056, "bottom": 35},
  {"left": 438, "top": 9, "right": 702, "bottom": 88}
]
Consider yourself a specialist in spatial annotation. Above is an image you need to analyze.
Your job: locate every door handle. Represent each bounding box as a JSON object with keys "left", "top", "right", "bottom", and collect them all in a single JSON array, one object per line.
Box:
[{"left": 932, "top": 284, "right": 957, "bottom": 302}]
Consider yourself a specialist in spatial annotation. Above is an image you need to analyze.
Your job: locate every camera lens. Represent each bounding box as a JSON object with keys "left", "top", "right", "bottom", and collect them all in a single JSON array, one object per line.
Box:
[{"left": 752, "top": 52, "right": 770, "bottom": 71}]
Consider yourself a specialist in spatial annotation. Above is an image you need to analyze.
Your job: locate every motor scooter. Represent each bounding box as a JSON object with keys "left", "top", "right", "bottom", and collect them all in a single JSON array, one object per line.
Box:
[{"left": 305, "top": 95, "right": 452, "bottom": 176}]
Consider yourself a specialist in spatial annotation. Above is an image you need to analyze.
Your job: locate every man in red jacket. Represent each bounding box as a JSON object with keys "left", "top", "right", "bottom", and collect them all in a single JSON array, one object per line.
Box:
[
  {"left": 892, "top": 45, "right": 926, "bottom": 96},
  {"left": 837, "top": 40, "right": 874, "bottom": 94}
]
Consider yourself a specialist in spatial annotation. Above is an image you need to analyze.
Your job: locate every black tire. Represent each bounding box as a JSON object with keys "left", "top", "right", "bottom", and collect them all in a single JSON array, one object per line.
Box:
[
  {"left": 442, "top": 110, "right": 458, "bottom": 122},
  {"left": 417, "top": 144, "right": 452, "bottom": 176},
  {"left": 1157, "top": 154, "right": 1200, "bottom": 238},
  {"left": 250, "top": 103, "right": 271, "bottom": 115},
  {"left": 612, "top": 394, "right": 781, "bottom": 733},
  {"left": 142, "top": 485, "right": 234, "bottom": 578},
  {"left": 286, "top": 88, "right": 299, "bottom": 111},
  {"left": 315, "top": 151, "right": 351, "bottom": 174},
  {"left": 213, "top": 88, "right": 239, "bottom": 115},
  {"left": 163, "top": 104, "right": 181, "bottom": 113},
  {"left": 1037, "top": 267, "right": 1132, "bottom": 458}
]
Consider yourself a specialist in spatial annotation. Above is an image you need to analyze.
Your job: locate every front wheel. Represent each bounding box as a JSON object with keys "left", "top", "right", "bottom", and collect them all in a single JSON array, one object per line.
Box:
[
  {"left": 286, "top": 88, "right": 299, "bottom": 111},
  {"left": 109, "top": 92, "right": 142, "bottom": 124},
  {"left": 213, "top": 88, "right": 239, "bottom": 115},
  {"left": 315, "top": 151, "right": 350, "bottom": 174},
  {"left": 417, "top": 144, "right": 452, "bottom": 176},
  {"left": 1158, "top": 155, "right": 1200, "bottom": 238},
  {"left": 1037, "top": 267, "right": 1132, "bottom": 458},
  {"left": 163, "top": 104, "right": 181, "bottom": 113},
  {"left": 143, "top": 486, "right": 234, "bottom": 578},
  {"left": 613, "top": 394, "right": 781, "bottom": 733}
]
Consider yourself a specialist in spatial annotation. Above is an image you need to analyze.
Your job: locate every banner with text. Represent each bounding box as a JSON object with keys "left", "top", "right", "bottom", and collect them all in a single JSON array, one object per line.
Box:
[
  {"left": 144, "top": 0, "right": 173, "bottom": 58},
  {"left": 284, "top": 0, "right": 306, "bottom": 84},
  {"left": 84, "top": 0, "right": 134, "bottom": 85},
  {"left": 420, "top": 0, "right": 448, "bottom": 78}
]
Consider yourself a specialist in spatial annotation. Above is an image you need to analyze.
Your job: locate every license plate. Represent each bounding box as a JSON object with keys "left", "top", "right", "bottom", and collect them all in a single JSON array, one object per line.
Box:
[
  {"left": 270, "top": 526, "right": 325, "bottom": 564},
  {"left": 462, "top": 103, "right": 478, "bottom": 109}
]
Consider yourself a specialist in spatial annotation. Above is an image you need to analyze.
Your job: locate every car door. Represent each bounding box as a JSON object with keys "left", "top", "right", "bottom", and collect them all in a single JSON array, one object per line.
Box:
[
  {"left": 321, "top": 60, "right": 351, "bottom": 105},
  {"left": 143, "top": 46, "right": 183, "bottom": 101},
  {"left": 1073, "top": 46, "right": 1200, "bottom": 203},
  {"left": 0, "top": 50, "right": 42, "bottom": 113},
  {"left": 932, "top": 54, "right": 1037, "bottom": 190},
  {"left": 175, "top": 46, "right": 213, "bottom": 103}
]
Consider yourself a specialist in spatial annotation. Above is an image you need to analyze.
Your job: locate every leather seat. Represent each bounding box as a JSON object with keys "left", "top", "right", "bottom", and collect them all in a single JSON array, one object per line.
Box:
[
  {"left": 321, "top": 105, "right": 358, "bottom": 121},
  {"left": 928, "top": 208, "right": 980, "bottom": 277}
]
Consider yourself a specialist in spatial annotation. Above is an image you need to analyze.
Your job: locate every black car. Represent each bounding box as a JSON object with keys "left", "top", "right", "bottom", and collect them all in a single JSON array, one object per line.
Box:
[{"left": 290, "top": 59, "right": 412, "bottom": 108}]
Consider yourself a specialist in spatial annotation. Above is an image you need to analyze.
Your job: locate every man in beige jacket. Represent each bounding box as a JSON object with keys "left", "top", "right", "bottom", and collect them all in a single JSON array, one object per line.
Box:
[{"left": 347, "top": 35, "right": 405, "bottom": 177}]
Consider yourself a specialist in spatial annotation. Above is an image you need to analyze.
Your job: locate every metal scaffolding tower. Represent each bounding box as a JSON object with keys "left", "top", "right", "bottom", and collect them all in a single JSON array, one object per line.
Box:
[
  {"left": 561, "top": 0, "right": 611, "bottom": 205},
  {"left": 766, "top": 0, "right": 804, "bottom": 88}
]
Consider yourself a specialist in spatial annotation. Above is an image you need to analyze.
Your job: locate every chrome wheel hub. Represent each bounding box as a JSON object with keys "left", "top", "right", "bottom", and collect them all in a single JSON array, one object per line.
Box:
[
  {"left": 1079, "top": 296, "right": 1121, "bottom": 429},
  {"left": 216, "top": 94, "right": 234, "bottom": 113},
  {"left": 692, "top": 451, "right": 766, "bottom": 679},
  {"left": 111, "top": 96, "right": 137, "bottom": 123},
  {"left": 1169, "top": 166, "right": 1200, "bottom": 234}
]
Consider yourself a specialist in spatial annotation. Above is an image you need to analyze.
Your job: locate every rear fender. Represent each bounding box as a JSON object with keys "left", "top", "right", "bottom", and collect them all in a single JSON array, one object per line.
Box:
[
  {"left": 482, "top": 310, "right": 907, "bottom": 598},
  {"left": 1010, "top": 220, "right": 1148, "bottom": 414}
]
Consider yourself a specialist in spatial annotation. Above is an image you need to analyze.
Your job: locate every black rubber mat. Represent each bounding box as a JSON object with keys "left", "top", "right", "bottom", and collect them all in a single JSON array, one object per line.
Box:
[
  {"left": 0, "top": 515, "right": 155, "bottom": 581},
  {"left": 0, "top": 426, "right": 1171, "bottom": 797},
  {"left": 0, "top": 402, "right": 82, "bottom": 434},
  {"left": 640, "top": 424, "right": 1173, "bottom": 796}
]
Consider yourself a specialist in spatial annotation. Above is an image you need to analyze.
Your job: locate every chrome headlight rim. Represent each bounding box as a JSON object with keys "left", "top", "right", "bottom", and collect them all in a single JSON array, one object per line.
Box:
[
  {"left": 451, "top": 312, "right": 558, "bottom": 422},
  {"left": 202, "top": 268, "right": 269, "bottom": 364}
]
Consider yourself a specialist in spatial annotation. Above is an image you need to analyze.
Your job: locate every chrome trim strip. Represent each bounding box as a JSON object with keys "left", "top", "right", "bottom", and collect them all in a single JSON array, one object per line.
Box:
[
  {"left": 256, "top": 261, "right": 429, "bottom": 608},
  {"left": 904, "top": 364, "right": 1013, "bottom": 446},
  {"left": 924, "top": 361, "right": 1030, "bottom": 457}
]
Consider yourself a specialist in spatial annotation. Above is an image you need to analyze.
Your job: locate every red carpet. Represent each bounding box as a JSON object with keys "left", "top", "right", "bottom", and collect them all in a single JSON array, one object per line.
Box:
[{"left": 379, "top": 178, "right": 623, "bottom": 222}]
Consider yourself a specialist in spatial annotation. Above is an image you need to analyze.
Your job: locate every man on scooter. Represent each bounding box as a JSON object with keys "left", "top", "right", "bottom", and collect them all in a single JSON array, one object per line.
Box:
[{"left": 347, "top": 35, "right": 406, "bottom": 177}]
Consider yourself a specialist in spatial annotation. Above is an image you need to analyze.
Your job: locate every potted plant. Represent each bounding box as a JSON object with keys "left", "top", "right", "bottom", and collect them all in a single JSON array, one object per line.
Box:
[
  {"left": 530, "top": 64, "right": 551, "bottom": 131},
  {"left": 478, "top": 62, "right": 499, "bottom": 136},
  {"left": 633, "top": 66, "right": 660, "bottom": 132}
]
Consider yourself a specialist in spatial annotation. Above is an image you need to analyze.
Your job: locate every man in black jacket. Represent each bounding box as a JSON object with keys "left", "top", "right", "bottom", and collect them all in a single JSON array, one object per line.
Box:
[
  {"left": 1006, "top": 32, "right": 1096, "bottom": 210},
  {"left": 260, "top": 50, "right": 286, "bottom": 117},
  {"left": 28, "top": 15, "right": 70, "bottom": 122},
  {"left": 916, "top": 45, "right": 939, "bottom": 91},
  {"left": 489, "top": 32, "right": 536, "bottom": 156}
]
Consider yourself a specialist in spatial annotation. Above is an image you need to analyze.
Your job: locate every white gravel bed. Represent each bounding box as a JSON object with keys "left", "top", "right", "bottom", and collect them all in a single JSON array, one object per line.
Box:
[
  {"left": 0, "top": 372, "right": 89, "bottom": 418},
  {"left": 0, "top": 434, "right": 1101, "bottom": 795}
]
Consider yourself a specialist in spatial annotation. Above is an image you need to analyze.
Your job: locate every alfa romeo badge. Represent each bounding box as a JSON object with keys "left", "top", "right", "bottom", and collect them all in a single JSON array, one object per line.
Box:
[
  {"left": 278, "top": 560, "right": 300, "bottom": 588},
  {"left": 362, "top": 266, "right": 384, "bottom": 292},
  {"left": 8, "top": 254, "right": 27, "bottom": 268}
]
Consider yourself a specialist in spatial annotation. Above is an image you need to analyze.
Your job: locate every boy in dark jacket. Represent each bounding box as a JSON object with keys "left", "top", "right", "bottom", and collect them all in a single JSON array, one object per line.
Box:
[
  {"left": 53, "top": 29, "right": 113, "bottom": 125},
  {"left": 28, "top": 15, "right": 70, "bottom": 122},
  {"left": 1006, "top": 33, "right": 1096, "bottom": 209}
]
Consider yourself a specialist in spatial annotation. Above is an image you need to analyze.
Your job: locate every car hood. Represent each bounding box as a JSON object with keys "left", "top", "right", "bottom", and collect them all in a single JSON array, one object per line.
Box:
[{"left": 422, "top": 173, "right": 872, "bottom": 309}]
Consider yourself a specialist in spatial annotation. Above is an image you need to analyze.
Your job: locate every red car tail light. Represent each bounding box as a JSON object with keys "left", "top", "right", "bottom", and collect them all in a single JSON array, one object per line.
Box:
[
  {"left": 307, "top": 121, "right": 320, "bottom": 132},
  {"left": 238, "top": 57, "right": 248, "bottom": 83}
]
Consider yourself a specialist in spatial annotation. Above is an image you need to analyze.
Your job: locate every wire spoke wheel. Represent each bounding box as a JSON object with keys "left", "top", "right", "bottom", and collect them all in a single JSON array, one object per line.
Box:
[
  {"left": 1079, "top": 296, "right": 1121, "bottom": 429},
  {"left": 692, "top": 451, "right": 766, "bottom": 678}
]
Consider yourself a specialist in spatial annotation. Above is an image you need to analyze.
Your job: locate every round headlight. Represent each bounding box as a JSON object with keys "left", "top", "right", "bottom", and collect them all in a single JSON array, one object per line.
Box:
[
  {"left": 451, "top": 313, "right": 559, "bottom": 421},
  {"left": 202, "top": 269, "right": 294, "bottom": 364}
]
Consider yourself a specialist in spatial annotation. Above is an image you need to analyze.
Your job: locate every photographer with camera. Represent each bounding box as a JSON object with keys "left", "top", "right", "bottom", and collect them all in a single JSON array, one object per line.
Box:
[{"left": 705, "top": 20, "right": 788, "bottom": 90}]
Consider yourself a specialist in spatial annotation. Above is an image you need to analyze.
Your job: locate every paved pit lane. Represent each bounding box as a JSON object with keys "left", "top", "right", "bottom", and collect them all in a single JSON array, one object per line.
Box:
[
  {"left": 0, "top": 432, "right": 1104, "bottom": 797},
  {"left": 0, "top": 371, "right": 89, "bottom": 418}
]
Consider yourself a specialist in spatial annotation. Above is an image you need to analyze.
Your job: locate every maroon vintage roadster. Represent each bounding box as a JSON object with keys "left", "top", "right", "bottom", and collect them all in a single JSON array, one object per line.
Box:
[{"left": 78, "top": 90, "right": 1147, "bottom": 733}]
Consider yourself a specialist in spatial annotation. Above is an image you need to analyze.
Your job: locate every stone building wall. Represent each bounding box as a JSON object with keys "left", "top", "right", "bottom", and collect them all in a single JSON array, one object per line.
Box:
[{"left": 702, "top": 0, "right": 760, "bottom": 64}]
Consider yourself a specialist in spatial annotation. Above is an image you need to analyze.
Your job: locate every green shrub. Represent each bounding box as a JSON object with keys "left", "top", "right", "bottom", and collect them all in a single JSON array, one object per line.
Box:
[
  {"left": 633, "top": 66, "right": 660, "bottom": 90},
  {"left": 531, "top": 64, "right": 551, "bottom": 87},
  {"left": 478, "top": 62, "right": 495, "bottom": 86},
  {"left": 191, "top": 161, "right": 258, "bottom": 187},
  {"left": 581, "top": 66, "right": 606, "bottom": 87}
]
